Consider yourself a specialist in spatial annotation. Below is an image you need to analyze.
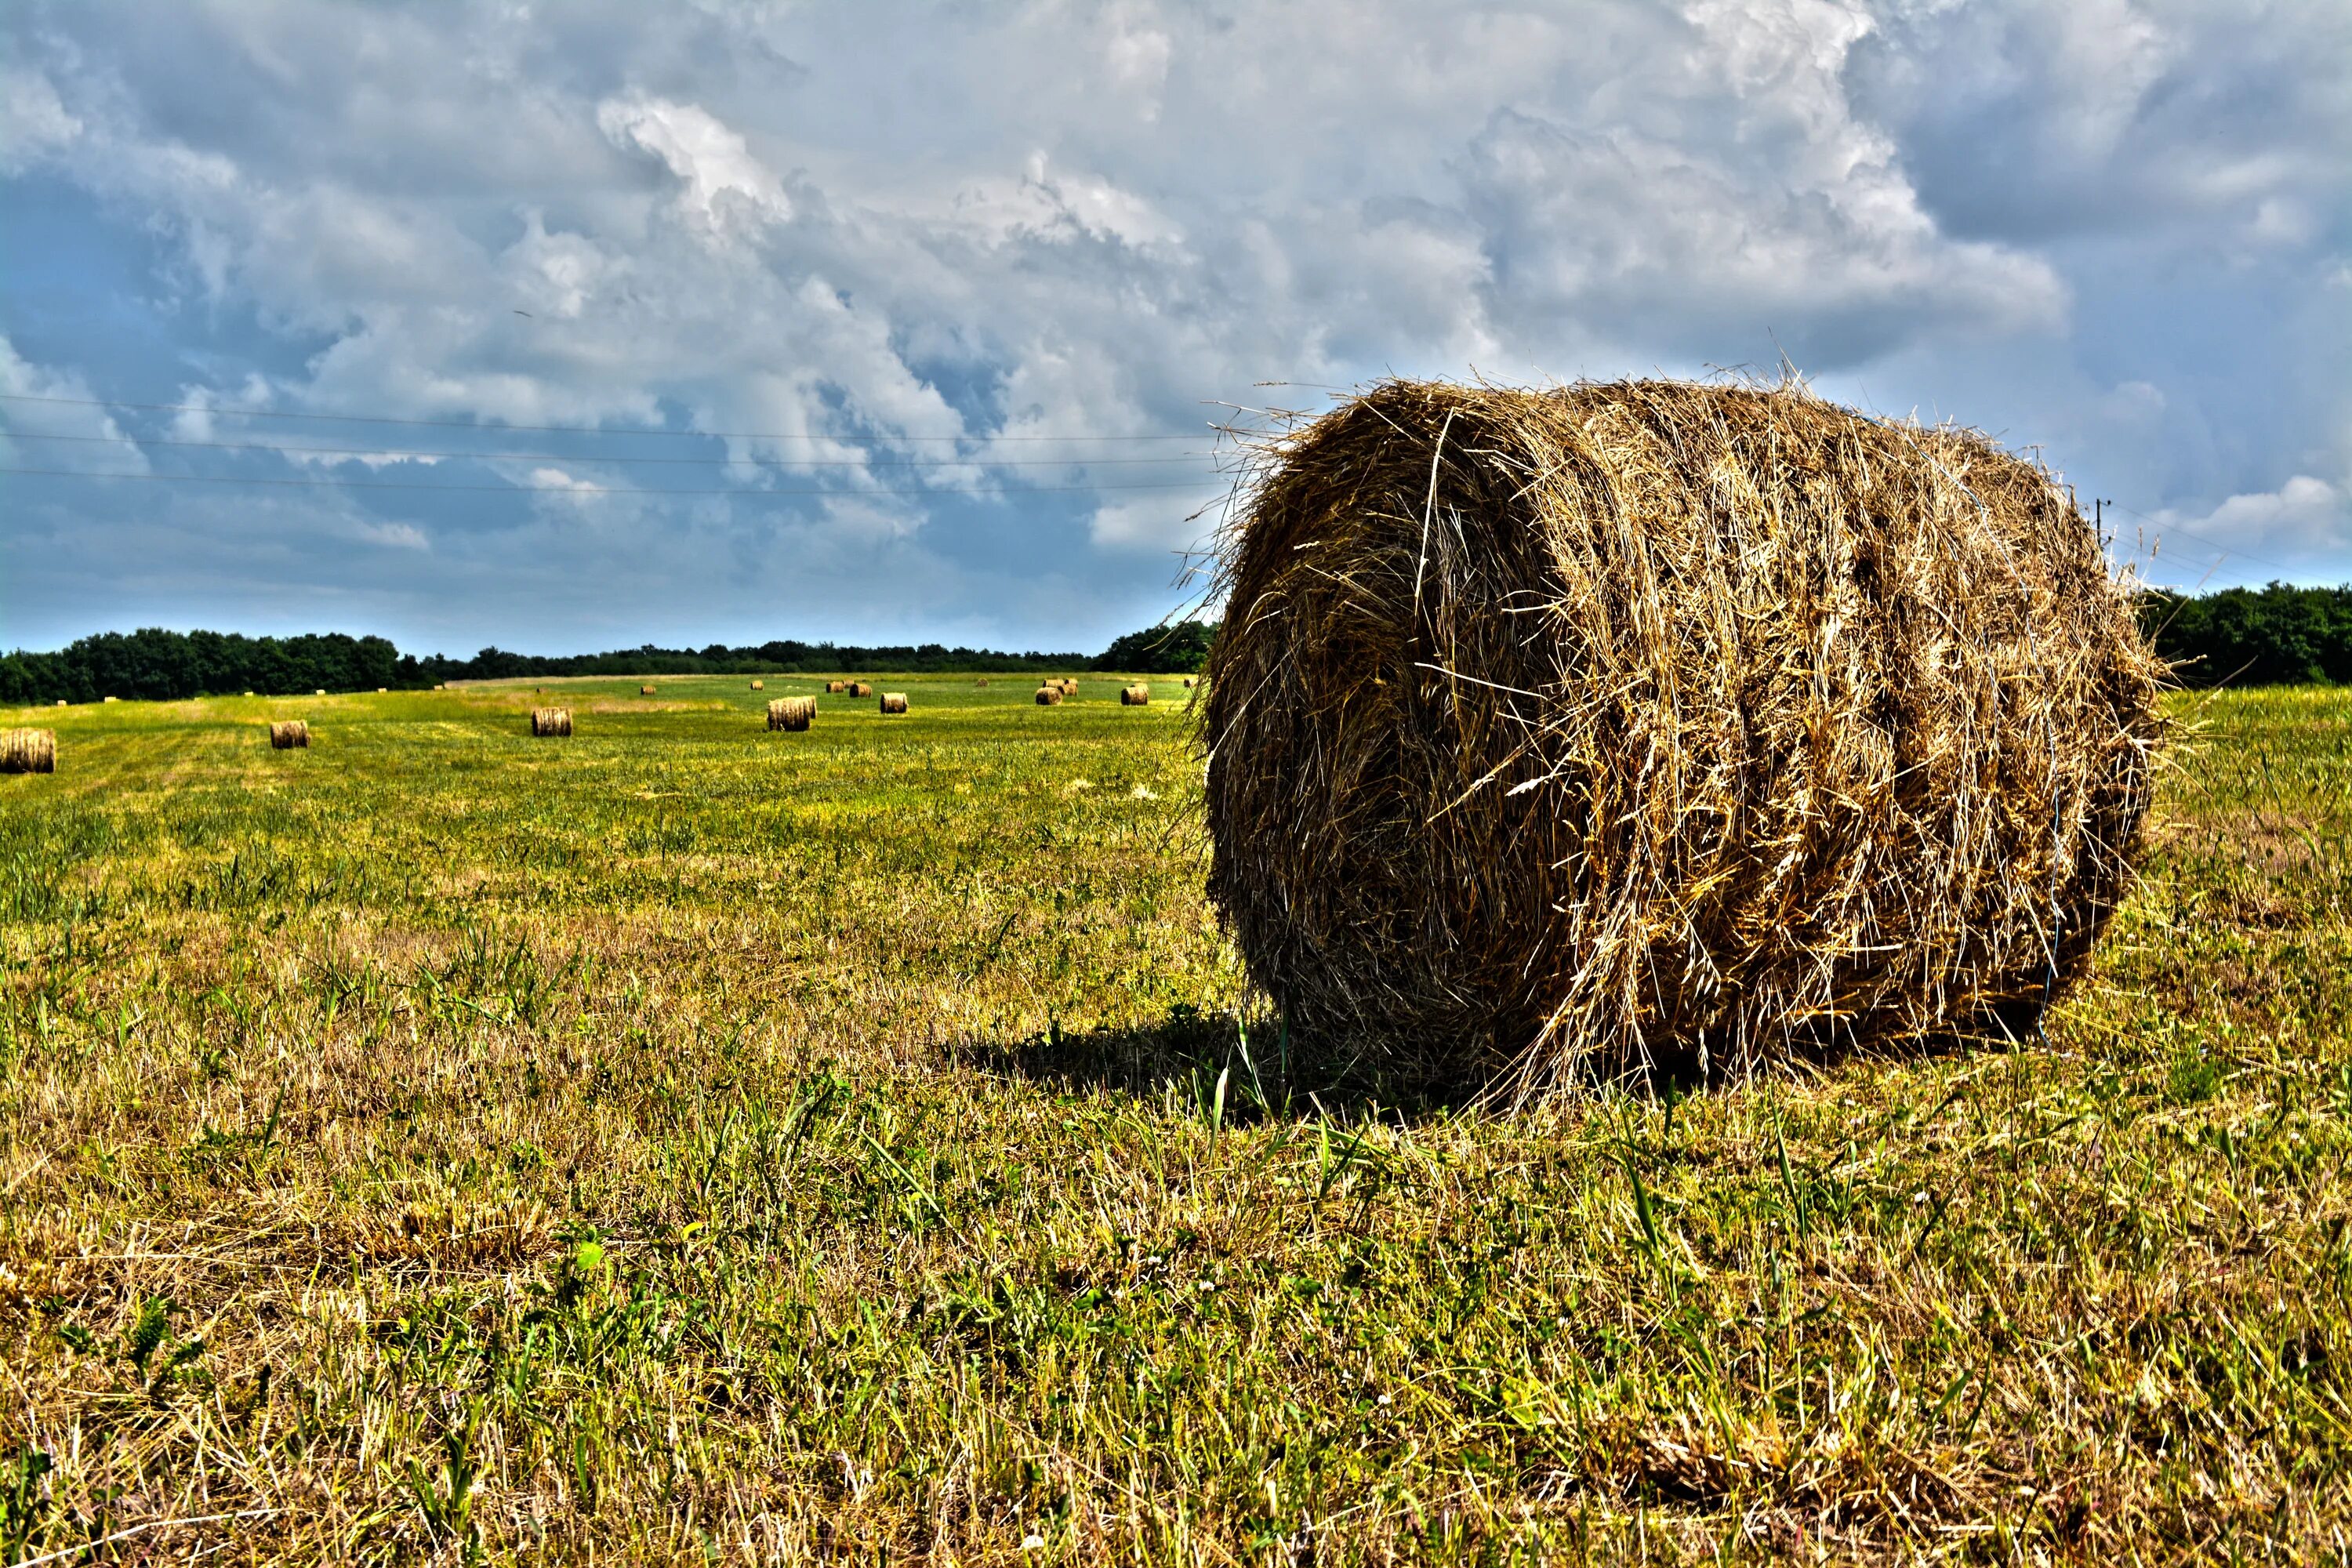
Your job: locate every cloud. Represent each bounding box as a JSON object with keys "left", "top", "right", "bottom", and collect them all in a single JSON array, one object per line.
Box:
[
  {"left": 0, "top": 336, "right": 148, "bottom": 474},
  {"left": 0, "top": 0, "right": 2345, "bottom": 650},
  {"left": 2157, "top": 475, "right": 2350, "bottom": 569}
]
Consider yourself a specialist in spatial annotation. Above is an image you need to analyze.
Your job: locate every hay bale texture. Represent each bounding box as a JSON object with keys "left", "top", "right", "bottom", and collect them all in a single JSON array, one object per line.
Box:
[
  {"left": 530, "top": 707, "right": 572, "bottom": 738},
  {"left": 1036, "top": 686, "right": 1063, "bottom": 706},
  {"left": 268, "top": 720, "right": 310, "bottom": 750},
  {"left": 768, "top": 696, "right": 816, "bottom": 731},
  {"left": 1203, "top": 377, "right": 2164, "bottom": 1098},
  {"left": 879, "top": 691, "right": 909, "bottom": 715},
  {"left": 1, "top": 729, "right": 56, "bottom": 775},
  {"left": 1121, "top": 684, "right": 1152, "bottom": 706}
]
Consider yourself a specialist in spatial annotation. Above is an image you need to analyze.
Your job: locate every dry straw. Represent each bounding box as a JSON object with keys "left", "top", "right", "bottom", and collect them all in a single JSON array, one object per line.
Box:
[
  {"left": 530, "top": 707, "right": 572, "bottom": 738},
  {"left": 768, "top": 696, "right": 816, "bottom": 731},
  {"left": 1203, "top": 376, "right": 2165, "bottom": 1100},
  {"left": 1035, "top": 686, "right": 1064, "bottom": 706},
  {"left": 879, "top": 691, "right": 909, "bottom": 715},
  {"left": 1121, "top": 684, "right": 1152, "bottom": 706},
  {"left": 268, "top": 720, "right": 310, "bottom": 750},
  {"left": 1, "top": 729, "right": 56, "bottom": 775}
]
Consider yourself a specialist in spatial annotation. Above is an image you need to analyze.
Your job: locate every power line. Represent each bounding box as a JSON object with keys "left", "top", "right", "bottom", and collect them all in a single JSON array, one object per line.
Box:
[
  {"left": 0, "top": 391, "right": 1206, "bottom": 443},
  {"left": 0, "top": 465, "right": 1222, "bottom": 498},
  {"left": 2, "top": 430, "right": 1214, "bottom": 468},
  {"left": 2105, "top": 500, "right": 2307, "bottom": 576}
]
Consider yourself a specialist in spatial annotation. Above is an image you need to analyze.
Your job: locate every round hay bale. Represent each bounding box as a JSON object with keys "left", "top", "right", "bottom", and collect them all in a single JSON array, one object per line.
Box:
[
  {"left": 376, "top": 686, "right": 388, "bottom": 693},
  {"left": 768, "top": 696, "right": 816, "bottom": 731},
  {"left": 850, "top": 681, "right": 875, "bottom": 699},
  {"left": 244, "top": 690, "right": 256, "bottom": 697},
  {"left": 1182, "top": 677, "right": 1196, "bottom": 688},
  {"left": 1203, "top": 377, "right": 2164, "bottom": 1098},
  {"left": 314, "top": 688, "right": 327, "bottom": 696},
  {"left": 975, "top": 678, "right": 990, "bottom": 688},
  {"left": 640, "top": 684, "right": 658, "bottom": 696},
  {"left": 826, "top": 680, "right": 848, "bottom": 694},
  {"left": 103, "top": 695, "right": 119, "bottom": 704},
  {"left": 56, "top": 699, "right": 67, "bottom": 706},
  {"left": 1120, "top": 684, "right": 1151, "bottom": 706},
  {"left": 268, "top": 720, "right": 310, "bottom": 750},
  {"left": 879, "top": 691, "right": 909, "bottom": 715},
  {"left": 530, "top": 707, "right": 572, "bottom": 738},
  {"left": 1035, "top": 685, "right": 1063, "bottom": 706},
  {"left": 1, "top": 729, "right": 56, "bottom": 775},
  {"left": 750, "top": 679, "right": 765, "bottom": 691}
]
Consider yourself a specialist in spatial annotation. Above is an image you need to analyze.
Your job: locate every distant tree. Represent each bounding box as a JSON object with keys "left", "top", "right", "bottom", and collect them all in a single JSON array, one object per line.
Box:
[{"left": 1095, "top": 620, "right": 1218, "bottom": 674}]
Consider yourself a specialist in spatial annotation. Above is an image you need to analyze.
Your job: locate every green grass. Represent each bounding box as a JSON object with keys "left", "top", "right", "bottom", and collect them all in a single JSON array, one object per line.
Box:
[{"left": 1, "top": 676, "right": 2347, "bottom": 1564}]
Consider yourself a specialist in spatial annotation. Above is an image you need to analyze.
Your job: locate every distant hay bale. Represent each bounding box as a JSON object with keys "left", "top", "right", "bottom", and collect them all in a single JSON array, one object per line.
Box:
[
  {"left": 1204, "top": 376, "right": 2165, "bottom": 1099},
  {"left": 56, "top": 699, "right": 67, "bottom": 706},
  {"left": 314, "top": 688, "right": 327, "bottom": 696},
  {"left": 1182, "top": 677, "right": 1196, "bottom": 688},
  {"left": 750, "top": 679, "right": 765, "bottom": 691},
  {"left": 268, "top": 720, "right": 310, "bottom": 750},
  {"left": 850, "top": 681, "right": 875, "bottom": 699},
  {"left": 768, "top": 696, "right": 816, "bottom": 731},
  {"left": 376, "top": 686, "right": 388, "bottom": 693},
  {"left": 103, "top": 695, "right": 119, "bottom": 704},
  {"left": 975, "top": 678, "right": 990, "bottom": 688},
  {"left": 1, "top": 729, "right": 56, "bottom": 775},
  {"left": 826, "top": 680, "right": 848, "bottom": 694},
  {"left": 531, "top": 707, "right": 572, "bottom": 738},
  {"left": 1036, "top": 686, "right": 1064, "bottom": 706},
  {"left": 640, "top": 684, "right": 658, "bottom": 695},
  {"left": 879, "top": 691, "right": 909, "bottom": 715},
  {"left": 1120, "top": 684, "right": 1151, "bottom": 706}
]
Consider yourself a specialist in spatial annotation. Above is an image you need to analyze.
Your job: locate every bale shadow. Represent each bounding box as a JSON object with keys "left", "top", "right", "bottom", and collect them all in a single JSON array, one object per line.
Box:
[
  {"left": 952, "top": 1004, "right": 1467, "bottom": 1125},
  {"left": 956, "top": 999, "right": 2044, "bottom": 1123}
]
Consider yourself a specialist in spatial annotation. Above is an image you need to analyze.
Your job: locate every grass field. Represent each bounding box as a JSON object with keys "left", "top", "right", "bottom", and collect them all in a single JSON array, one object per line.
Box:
[{"left": 2, "top": 676, "right": 2348, "bottom": 1565}]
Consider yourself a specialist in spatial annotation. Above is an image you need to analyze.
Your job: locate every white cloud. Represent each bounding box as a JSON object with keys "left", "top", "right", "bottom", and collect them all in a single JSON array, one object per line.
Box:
[
  {"left": 0, "top": 336, "right": 148, "bottom": 474},
  {"left": 2162, "top": 475, "right": 2349, "bottom": 567},
  {"left": 0, "top": 0, "right": 2344, "bottom": 648},
  {"left": 597, "top": 95, "right": 792, "bottom": 238}
]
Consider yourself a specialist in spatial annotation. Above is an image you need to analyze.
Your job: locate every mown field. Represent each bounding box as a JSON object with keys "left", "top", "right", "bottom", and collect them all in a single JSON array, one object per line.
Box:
[{"left": 2, "top": 677, "right": 2347, "bottom": 1565}]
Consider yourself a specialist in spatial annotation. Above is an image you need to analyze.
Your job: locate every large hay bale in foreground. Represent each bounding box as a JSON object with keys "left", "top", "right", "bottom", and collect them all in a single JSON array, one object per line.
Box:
[
  {"left": 530, "top": 707, "right": 572, "bottom": 738},
  {"left": 1120, "top": 684, "right": 1151, "bottom": 706},
  {"left": 1, "top": 729, "right": 56, "bottom": 775},
  {"left": 879, "top": 691, "right": 909, "bottom": 715},
  {"left": 1036, "top": 686, "right": 1063, "bottom": 706},
  {"left": 269, "top": 720, "right": 310, "bottom": 750},
  {"left": 1203, "top": 378, "right": 2164, "bottom": 1098},
  {"left": 768, "top": 696, "right": 816, "bottom": 731}
]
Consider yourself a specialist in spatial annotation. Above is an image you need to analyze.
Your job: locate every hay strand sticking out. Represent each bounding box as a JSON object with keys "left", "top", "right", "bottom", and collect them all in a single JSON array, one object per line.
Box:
[
  {"left": 1035, "top": 686, "right": 1064, "bottom": 706},
  {"left": 879, "top": 691, "right": 909, "bottom": 715},
  {"left": 1, "top": 729, "right": 56, "bottom": 775},
  {"left": 530, "top": 707, "right": 572, "bottom": 738},
  {"left": 268, "top": 720, "right": 310, "bottom": 750},
  {"left": 768, "top": 696, "right": 816, "bottom": 731},
  {"left": 1120, "top": 684, "right": 1152, "bottom": 706},
  {"left": 1203, "top": 376, "right": 2165, "bottom": 1101}
]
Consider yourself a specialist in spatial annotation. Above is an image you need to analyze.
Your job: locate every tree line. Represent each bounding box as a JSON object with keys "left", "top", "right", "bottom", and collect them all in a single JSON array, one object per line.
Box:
[
  {"left": 0, "top": 621, "right": 1223, "bottom": 704},
  {"left": 2140, "top": 583, "right": 2352, "bottom": 688},
  {"left": 8, "top": 587, "right": 2345, "bottom": 705}
]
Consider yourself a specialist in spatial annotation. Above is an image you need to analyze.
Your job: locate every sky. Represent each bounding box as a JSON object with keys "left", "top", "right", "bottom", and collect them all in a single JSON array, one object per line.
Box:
[{"left": 2, "top": 0, "right": 2347, "bottom": 658}]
